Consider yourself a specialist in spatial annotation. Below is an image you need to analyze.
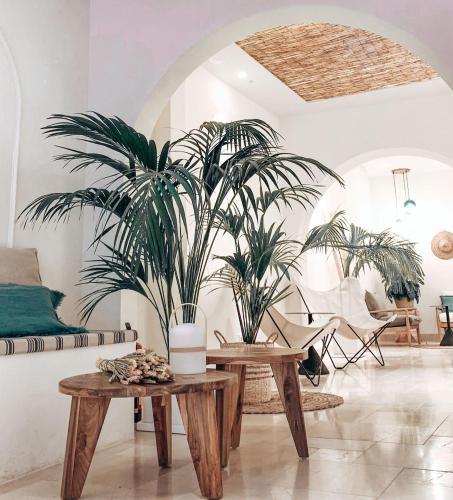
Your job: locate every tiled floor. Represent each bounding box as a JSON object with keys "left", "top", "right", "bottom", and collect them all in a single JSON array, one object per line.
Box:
[{"left": 2, "top": 346, "right": 453, "bottom": 499}]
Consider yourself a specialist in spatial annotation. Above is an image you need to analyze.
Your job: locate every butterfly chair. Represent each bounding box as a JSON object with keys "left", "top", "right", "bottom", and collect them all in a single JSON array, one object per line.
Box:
[
  {"left": 260, "top": 306, "right": 340, "bottom": 386},
  {"left": 295, "top": 277, "right": 396, "bottom": 369}
]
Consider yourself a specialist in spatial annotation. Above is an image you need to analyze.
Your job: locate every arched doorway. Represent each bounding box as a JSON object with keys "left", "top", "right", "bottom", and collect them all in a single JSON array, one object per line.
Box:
[
  {"left": 305, "top": 149, "right": 453, "bottom": 336},
  {"left": 134, "top": 5, "right": 453, "bottom": 135}
]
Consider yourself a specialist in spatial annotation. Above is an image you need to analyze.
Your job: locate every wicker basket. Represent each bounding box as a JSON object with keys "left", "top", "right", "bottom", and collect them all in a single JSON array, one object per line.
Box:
[{"left": 213, "top": 330, "right": 277, "bottom": 404}]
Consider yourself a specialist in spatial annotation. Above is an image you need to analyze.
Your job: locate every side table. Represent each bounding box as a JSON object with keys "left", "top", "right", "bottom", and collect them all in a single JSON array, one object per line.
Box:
[
  {"left": 207, "top": 347, "right": 308, "bottom": 467},
  {"left": 59, "top": 369, "right": 237, "bottom": 500}
]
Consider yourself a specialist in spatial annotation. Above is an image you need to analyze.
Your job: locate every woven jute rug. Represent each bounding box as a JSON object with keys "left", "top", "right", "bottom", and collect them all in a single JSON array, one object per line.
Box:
[{"left": 243, "top": 391, "right": 344, "bottom": 414}]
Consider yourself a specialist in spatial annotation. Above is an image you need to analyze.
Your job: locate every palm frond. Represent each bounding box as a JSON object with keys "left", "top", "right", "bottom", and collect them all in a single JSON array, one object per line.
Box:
[{"left": 23, "top": 113, "right": 344, "bottom": 345}]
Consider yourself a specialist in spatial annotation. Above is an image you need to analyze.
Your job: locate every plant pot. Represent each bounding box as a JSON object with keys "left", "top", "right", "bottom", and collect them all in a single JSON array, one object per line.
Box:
[
  {"left": 243, "top": 363, "right": 273, "bottom": 404},
  {"left": 395, "top": 297, "right": 414, "bottom": 308},
  {"left": 213, "top": 330, "right": 277, "bottom": 405}
]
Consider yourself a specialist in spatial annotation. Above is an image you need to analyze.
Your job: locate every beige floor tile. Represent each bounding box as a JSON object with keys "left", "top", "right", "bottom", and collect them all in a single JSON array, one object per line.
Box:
[
  {"left": 270, "top": 461, "right": 402, "bottom": 497},
  {"left": 309, "top": 449, "right": 363, "bottom": 463},
  {"left": 425, "top": 435, "right": 453, "bottom": 451},
  {"left": 379, "top": 468, "right": 453, "bottom": 499},
  {"left": 282, "top": 490, "right": 373, "bottom": 500},
  {"left": 308, "top": 437, "right": 374, "bottom": 451},
  {"left": 356, "top": 441, "right": 453, "bottom": 471},
  {"left": 359, "top": 408, "right": 449, "bottom": 427},
  {"left": 306, "top": 420, "right": 436, "bottom": 444},
  {"left": 2, "top": 346, "right": 453, "bottom": 498},
  {"left": 435, "top": 415, "right": 453, "bottom": 437}
]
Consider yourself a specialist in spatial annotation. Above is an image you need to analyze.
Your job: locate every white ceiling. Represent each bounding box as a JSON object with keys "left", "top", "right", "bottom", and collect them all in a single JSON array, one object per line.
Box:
[{"left": 203, "top": 44, "right": 451, "bottom": 116}]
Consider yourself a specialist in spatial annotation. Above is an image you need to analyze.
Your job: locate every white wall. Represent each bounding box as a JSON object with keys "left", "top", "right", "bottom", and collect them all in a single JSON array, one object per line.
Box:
[
  {"left": 279, "top": 88, "right": 453, "bottom": 242},
  {"left": 0, "top": 341, "right": 135, "bottom": 484},
  {"left": 0, "top": 0, "right": 90, "bottom": 325},
  {"left": 281, "top": 91, "right": 453, "bottom": 176}
]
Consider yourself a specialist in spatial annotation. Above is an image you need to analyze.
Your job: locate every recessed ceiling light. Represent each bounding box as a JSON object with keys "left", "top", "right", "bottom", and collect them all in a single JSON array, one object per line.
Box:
[
  {"left": 209, "top": 57, "right": 222, "bottom": 65},
  {"left": 237, "top": 71, "right": 248, "bottom": 80}
]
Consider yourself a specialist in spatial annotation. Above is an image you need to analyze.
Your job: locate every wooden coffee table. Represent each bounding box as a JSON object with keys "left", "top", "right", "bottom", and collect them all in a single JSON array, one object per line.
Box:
[
  {"left": 59, "top": 369, "right": 237, "bottom": 500},
  {"left": 207, "top": 347, "right": 308, "bottom": 467}
]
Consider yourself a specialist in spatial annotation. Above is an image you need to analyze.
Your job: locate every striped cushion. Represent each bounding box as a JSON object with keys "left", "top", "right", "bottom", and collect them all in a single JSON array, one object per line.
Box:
[{"left": 0, "top": 329, "right": 138, "bottom": 356}]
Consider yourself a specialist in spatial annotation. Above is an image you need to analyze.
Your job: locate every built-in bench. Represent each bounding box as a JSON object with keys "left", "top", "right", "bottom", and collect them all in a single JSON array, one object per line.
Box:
[
  {"left": 0, "top": 329, "right": 138, "bottom": 484},
  {"left": 0, "top": 328, "right": 137, "bottom": 356}
]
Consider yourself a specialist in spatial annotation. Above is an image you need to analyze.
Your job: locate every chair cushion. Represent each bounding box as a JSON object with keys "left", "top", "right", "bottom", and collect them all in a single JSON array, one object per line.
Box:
[
  {"left": 0, "top": 284, "right": 86, "bottom": 337},
  {"left": 439, "top": 312, "right": 453, "bottom": 323},
  {"left": 0, "top": 248, "right": 41, "bottom": 285},
  {"left": 440, "top": 296, "right": 453, "bottom": 311},
  {"left": 365, "top": 291, "right": 388, "bottom": 320},
  {"left": 387, "top": 315, "right": 421, "bottom": 327}
]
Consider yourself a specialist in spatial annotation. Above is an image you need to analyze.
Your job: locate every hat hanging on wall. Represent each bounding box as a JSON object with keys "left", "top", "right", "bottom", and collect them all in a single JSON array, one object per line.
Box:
[{"left": 431, "top": 231, "right": 453, "bottom": 260}]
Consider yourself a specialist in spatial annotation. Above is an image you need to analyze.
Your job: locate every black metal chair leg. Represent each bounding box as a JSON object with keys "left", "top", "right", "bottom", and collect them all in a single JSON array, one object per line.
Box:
[{"left": 298, "top": 334, "right": 334, "bottom": 386}]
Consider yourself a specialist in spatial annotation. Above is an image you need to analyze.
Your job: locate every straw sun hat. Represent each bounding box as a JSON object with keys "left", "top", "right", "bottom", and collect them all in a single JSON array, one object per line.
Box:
[{"left": 431, "top": 231, "right": 453, "bottom": 260}]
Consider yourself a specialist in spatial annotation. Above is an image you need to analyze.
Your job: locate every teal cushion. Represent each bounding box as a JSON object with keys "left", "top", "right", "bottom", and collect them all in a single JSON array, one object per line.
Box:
[
  {"left": 50, "top": 289, "right": 65, "bottom": 310},
  {"left": 0, "top": 285, "right": 86, "bottom": 337},
  {"left": 441, "top": 296, "right": 453, "bottom": 311}
]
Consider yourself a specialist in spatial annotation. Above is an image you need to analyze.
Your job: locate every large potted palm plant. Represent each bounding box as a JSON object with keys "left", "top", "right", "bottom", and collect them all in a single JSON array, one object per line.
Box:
[
  {"left": 21, "top": 113, "right": 341, "bottom": 355},
  {"left": 207, "top": 192, "right": 346, "bottom": 402}
]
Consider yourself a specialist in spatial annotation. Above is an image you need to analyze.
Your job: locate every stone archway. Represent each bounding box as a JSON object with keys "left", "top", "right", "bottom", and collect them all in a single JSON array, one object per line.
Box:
[{"left": 134, "top": 5, "right": 452, "bottom": 135}]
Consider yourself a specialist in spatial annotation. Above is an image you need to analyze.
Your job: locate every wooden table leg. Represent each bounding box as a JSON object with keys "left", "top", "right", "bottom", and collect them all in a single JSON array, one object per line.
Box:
[
  {"left": 215, "top": 365, "right": 236, "bottom": 467},
  {"left": 61, "top": 396, "right": 110, "bottom": 500},
  {"left": 229, "top": 364, "right": 246, "bottom": 449},
  {"left": 151, "top": 394, "right": 172, "bottom": 467},
  {"left": 177, "top": 391, "right": 223, "bottom": 499},
  {"left": 271, "top": 361, "right": 309, "bottom": 459}
]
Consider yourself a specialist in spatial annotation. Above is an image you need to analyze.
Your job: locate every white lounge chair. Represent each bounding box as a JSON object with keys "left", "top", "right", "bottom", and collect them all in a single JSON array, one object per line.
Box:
[
  {"left": 294, "top": 277, "right": 395, "bottom": 368},
  {"left": 260, "top": 306, "right": 340, "bottom": 385}
]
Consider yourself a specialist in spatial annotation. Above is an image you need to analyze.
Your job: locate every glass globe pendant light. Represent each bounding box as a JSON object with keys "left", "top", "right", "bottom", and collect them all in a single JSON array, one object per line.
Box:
[
  {"left": 404, "top": 198, "right": 416, "bottom": 215},
  {"left": 402, "top": 168, "right": 416, "bottom": 215},
  {"left": 392, "top": 168, "right": 416, "bottom": 219}
]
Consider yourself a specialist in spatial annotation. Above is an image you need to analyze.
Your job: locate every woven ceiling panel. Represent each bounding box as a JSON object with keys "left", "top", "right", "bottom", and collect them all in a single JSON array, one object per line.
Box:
[{"left": 237, "top": 24, "right": 437, "bottom": 101}]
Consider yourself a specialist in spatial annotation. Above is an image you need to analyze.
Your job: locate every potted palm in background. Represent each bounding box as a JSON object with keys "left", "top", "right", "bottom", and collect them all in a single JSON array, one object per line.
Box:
[
  {"left": 333, "top": 221, "right": 424, "bottom": 306},
  {"left": 386, "top": 276, "right": 421, "bottom": 308},
  {"left": 337, "top": 222, "right": 424, "bottom": 286}
]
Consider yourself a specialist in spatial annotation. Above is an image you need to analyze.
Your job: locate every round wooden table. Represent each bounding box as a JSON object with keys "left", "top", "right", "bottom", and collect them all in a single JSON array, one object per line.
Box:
[
  {"left": 207, "top": 347, "right": 308, "bottom": 467},
  {"left": 59, "top": 369, "right": 237, "bottom": 500}
]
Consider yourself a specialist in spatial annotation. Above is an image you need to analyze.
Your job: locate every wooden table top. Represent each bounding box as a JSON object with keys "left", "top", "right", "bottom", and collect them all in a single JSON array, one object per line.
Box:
[
  {"left": 59, "top": 368, "right": 237, "bottom": 398},
  {"left": 207, "top": 347, "right": 307, "bottom": 365}
]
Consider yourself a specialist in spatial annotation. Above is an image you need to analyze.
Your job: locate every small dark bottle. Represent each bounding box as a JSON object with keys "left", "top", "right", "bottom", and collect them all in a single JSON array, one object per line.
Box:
[{"left": 134, "top": 338, "right": 143, "bottom": 423}]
